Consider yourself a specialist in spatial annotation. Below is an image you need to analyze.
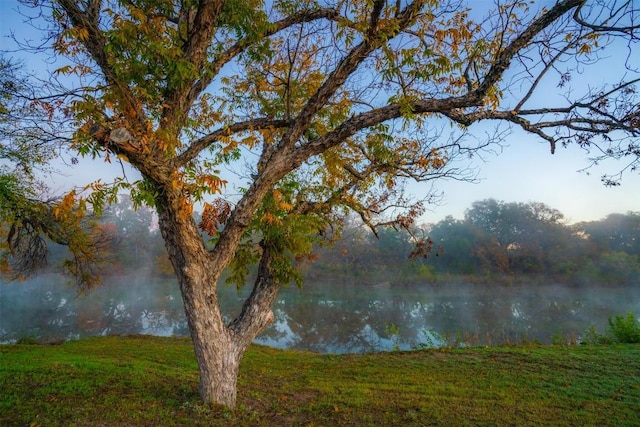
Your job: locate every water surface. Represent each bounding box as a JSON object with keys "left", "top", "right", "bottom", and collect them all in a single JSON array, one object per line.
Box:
[{"left": 2, "top": 274, "right": 638, "bottom": 352}]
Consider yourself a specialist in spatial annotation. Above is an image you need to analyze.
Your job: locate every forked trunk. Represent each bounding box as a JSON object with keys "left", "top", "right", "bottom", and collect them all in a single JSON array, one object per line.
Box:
[
  {"left": 157, "top": 183, "right": 281, "bottom": 407},
  {"left": 183, "top": 250, "right": 280, "bottom": 407},
  {"left": 170, "top": 258, "right": 252, "bottom": 407},
  {"left": 160, "top": 218, "right": 279, "bottom": 405},
  {"left": 187, "top": 245, "right": 280, "bottom": 406}
]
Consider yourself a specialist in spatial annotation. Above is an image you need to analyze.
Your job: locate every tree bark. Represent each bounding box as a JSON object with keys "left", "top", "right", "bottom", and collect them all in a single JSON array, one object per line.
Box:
[
  {"left": 190, "top": 316, "right": 243, "bottom": 406},
  {"left": 156, "top": 190, "right": 280, "bottom": 407}
]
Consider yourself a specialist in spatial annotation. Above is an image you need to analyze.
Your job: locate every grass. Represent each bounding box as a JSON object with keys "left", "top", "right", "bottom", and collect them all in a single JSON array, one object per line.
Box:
[{"left": 1, "top": 336, "right": 639, "bottom": 426}]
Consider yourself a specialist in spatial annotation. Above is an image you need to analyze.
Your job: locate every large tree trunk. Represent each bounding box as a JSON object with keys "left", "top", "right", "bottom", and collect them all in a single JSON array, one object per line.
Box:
[
  {"left": 185, "top": 246, "right": 280, "bottom": 407},
  {"left": 188, "top": 305, "right": 244, "bottom": 406},
  {"left": 157, "top": 195, "right": 280, "bottom": 407},
  {"left": 188, "top": 261, "right": 279, "bottom": 406}
]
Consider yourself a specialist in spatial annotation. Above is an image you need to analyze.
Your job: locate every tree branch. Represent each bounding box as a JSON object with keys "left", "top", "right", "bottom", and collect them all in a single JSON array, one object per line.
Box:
[
  {"left": 228, "top": 240, "right": 280, "bottom": 341},
  {"left": 173, "top": 118, "right": 290, "bottom": 168},
  {"left": 514, "top": 42, "right": 576, "bottom": 112},
  {"left": 57, "top": 0, "right": 145, "bottom": 128},
  {"left": 475, "top": 0, "right": 584, "bottom": 98},
  {"left": 573, "top": 1, "right": 640, "bottom": 36},
  {"left": 167, "top": 7, "right": 340, "bottom": 140},
  {"left": 268, "top": 0, "right": 428, "bottom": 161},
  {"left": 161, "top": 0, "right": 225, "bottom": 133}
]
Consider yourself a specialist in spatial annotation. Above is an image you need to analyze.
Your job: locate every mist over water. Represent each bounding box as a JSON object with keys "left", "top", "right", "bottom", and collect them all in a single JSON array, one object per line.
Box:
[
  {"left": 2, "top": 274, "right": 638, "bottom": 352},
  {"left": 4, "top": 198, "right": 636, "bottom": 351}
]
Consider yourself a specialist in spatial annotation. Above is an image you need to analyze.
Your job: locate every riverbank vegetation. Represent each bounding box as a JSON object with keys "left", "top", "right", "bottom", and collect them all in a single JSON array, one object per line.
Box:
[
  {"left": 310, "top": 200, "right": 640, "bottom": 288},
  {"left": 2, "top": 198, "right": 638, "bottom": 349},
  {"left": 18, "top": 197, "right": 640, "bottom": 289},
  {"left": 1, "top": 335, "right": 639, "bottom": 426}
]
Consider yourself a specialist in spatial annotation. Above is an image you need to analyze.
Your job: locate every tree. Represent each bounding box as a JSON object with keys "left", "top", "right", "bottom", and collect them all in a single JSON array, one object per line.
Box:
[
  {"left": 578, "top": 212, "right": 640, "bottom": 256},
  {"left": 427, "top": 215, "right": 488, "bottom": 274},
  {"left": 465, "top": 199, "right": 570, "bottom": 273},
  {"left": 9, "top": 0, "right": 640, "bottom": 406}
]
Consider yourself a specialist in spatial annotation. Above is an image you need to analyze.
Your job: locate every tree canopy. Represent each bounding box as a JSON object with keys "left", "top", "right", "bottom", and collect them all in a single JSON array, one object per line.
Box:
[{"left": 3, "top": 0, "right": 639, "bottom": 407}]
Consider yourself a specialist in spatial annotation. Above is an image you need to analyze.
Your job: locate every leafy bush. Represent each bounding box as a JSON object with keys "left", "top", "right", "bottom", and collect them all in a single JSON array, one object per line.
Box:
[
  {"left": 581, "top": 325, "right": 613, "bottom": 345},
  {"left": 608, "top": 312, "right": 640, "bottom": 344},
  {"left": 583, "top": 312, "right": 640, "bottom": 344}
]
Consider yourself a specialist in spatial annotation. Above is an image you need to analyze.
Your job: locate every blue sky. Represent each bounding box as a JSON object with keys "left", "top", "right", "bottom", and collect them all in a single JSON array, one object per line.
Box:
[
  {"left": 427, "top": 135, "right": 640, "bottom": 224},
  {"left": 1, "top": 1, "right": 638, "bottom": 225}
]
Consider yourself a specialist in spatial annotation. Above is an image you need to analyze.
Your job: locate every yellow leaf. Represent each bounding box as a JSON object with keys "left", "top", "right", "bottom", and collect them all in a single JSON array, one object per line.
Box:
[
  {"left": 54, "top": 65, "right": 72, "bottom": 75},
  {"left": 130, "top": 8, "right": 147, "bottom": 23},
  {"left": 262, "top": 212, "right": 282, "bottom": 226},
  {"left": 578, "top": 44, "right": 592, "bottom": 55},
  {"left": 279, "top": 202, "right": 294, "bottom": 212},
  {"left": 75, "top": 27, "right": 90, "bottom": 41}
]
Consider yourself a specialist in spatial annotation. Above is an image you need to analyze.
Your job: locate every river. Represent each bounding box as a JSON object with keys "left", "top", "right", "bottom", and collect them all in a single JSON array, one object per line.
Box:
[{"left": 1, "top": 274, "right": 638, "bottom": 352}]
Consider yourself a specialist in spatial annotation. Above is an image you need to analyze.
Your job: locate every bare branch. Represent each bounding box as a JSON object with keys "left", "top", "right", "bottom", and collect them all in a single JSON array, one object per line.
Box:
[
  {"left": 573, "top": 0, "right": 640, "bottom": 36},
  {"left": 476, "top": 0, "right": 585, "bottom": 98},
  {"left": 513, "top": 42, "right": 576, "bottom": 112}
]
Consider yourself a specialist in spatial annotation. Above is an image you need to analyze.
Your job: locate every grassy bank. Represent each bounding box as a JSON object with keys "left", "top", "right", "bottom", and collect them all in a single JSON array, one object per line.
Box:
[{"left": 1, "top": 336, "right": 639, "bottom": 426}]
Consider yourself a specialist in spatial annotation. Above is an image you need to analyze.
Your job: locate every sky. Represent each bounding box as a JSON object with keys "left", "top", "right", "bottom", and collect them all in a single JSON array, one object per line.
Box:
[
  {"left": 428, "top": 137, "right": 640, "bottom": 224},
  {"left": 1, "top": 1, "right": 639, "bottom": 226}
]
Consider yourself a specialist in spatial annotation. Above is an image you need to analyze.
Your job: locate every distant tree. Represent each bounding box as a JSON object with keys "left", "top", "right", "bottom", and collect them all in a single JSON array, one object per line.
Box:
[
  {"left": 9, "top": 0, "right": 640, "bottom": 406},
  {"left": 367, "top": 227, "right": 413, "bottom": 266},
  {"left": 100, "top": 196, "right": 162, "bottom": 269},
  {"left": 580, "top": 251, "right": 640, "bottom": 286},
  {"left": 312, "top": 217, "right": 369, "bottom": 275},
  {"left": 427, "top": 216, "right": 487, "bottom": 274},
  {"left": 578, "top": 212, "right": 640, "bottom": 256},
  {"left": 465, "top": 199, "right": 571, "bottom": 273}
]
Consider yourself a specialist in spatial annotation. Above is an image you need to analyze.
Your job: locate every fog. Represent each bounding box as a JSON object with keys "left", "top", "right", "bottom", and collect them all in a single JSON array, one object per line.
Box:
[{"left": 2, "top": 273, "right": 638, "bottom": 352}]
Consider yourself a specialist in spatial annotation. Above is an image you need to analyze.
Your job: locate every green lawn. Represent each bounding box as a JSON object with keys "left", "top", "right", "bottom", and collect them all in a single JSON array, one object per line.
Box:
[{"left": 1, "top": 336, "right": 639, "bottom": 426}]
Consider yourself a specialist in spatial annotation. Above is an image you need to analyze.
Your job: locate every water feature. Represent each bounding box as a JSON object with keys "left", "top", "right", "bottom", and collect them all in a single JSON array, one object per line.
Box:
[{"left": 1, "top": 274, "right": 638, "bottom": 352}]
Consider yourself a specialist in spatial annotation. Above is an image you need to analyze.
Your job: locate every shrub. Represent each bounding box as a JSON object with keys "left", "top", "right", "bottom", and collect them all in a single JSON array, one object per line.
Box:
[{"left": 608, "top": 312, "right": 640, "bottom": 344}]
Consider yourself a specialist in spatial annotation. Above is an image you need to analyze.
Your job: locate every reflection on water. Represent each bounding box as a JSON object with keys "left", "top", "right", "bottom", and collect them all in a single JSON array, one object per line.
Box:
[{"left": 1, "top": 274, "right": 638, "bottom": 353}]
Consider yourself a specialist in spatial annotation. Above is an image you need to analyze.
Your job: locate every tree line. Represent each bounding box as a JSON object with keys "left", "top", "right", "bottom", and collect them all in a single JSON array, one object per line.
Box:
[
  {"left": 35, "top": 197, "right": 640, "bottom": 287},
  {"left": 313, "top": 199, "right": 640, "bottom": 286}
]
